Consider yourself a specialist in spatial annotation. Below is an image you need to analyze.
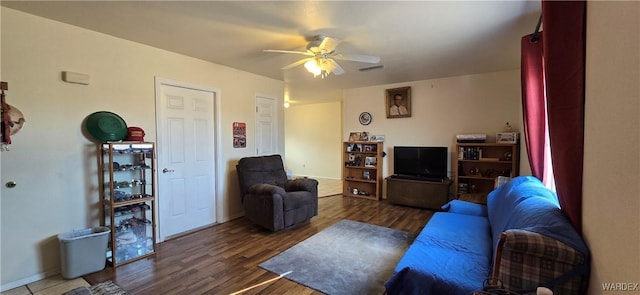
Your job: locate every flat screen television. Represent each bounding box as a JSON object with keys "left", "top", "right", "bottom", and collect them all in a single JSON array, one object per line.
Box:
[{"left": 393, "top": 146, "right": 448, "bottom": 180}]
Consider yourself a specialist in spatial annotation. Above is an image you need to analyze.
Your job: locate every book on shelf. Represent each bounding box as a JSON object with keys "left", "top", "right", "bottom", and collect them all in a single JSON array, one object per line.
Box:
[{"left": 458, "top": 146, "right": 482, "bottom": 160}]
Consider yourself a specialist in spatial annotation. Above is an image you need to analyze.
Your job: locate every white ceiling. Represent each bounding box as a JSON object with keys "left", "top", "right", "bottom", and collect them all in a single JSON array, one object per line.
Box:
[{"left": 2, "top": 1, "right": 541, "bottom": 105}]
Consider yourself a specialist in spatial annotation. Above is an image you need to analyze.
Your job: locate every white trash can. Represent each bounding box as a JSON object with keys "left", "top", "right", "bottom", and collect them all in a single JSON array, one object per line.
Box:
[{"left": 58, "top": 226, "right": 110, "bottom": 279}]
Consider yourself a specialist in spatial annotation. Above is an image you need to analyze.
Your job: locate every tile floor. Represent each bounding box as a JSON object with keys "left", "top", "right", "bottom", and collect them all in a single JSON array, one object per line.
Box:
[
  {"left": 1, "top": 276, "right": 89, "bottom": 295},
  {"left": 314, "top": 177, "right": 342, "bottom": 197},
  {"left": 2, "top": 177, "right": 341, "bottom": 295}
]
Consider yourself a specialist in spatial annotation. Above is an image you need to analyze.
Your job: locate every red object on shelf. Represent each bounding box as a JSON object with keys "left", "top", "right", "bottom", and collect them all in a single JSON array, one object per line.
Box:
[{"left": 126, "top": 127, "right": 145, "bottom": 141}]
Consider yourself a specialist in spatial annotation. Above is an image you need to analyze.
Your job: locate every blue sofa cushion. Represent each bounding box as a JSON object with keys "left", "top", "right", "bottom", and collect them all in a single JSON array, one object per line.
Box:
[
  {"left": 505, "top": 196, "right": 588, "bottom": 254},
  {"left": 487, "top": 176, "right": 557, "bottom": 251},
  {"left": 385, "top": 212, "right": 492, "bottom": 295},
  {"left": 441, "top": 200, "right": 488, "bottom": 217}
]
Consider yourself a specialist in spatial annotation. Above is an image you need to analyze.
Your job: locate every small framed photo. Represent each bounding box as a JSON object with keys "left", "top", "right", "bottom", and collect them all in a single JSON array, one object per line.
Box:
[
  {"left": 360, "top": 131, "right": 369, "bottom": 141},
  {"left": 386, "top": 86, "right": 411, "bottom": 118},
  {"left": 363, "top": 170, "right": 371, "bottom": 180},
  {"left": 348, "top": 132, "right": 361, "bottom": 142},
  {"left": 364, "top": 145, "right": 372, "bottom": 152},
  {"left": 496, "top": 132, "right": 518, "bottom": 144},
  {"left": 370, "top": 135, "right": 385, "bottom": 142},
  {"left": 364, "top": 156, "right": 377, "bottom": 167}
]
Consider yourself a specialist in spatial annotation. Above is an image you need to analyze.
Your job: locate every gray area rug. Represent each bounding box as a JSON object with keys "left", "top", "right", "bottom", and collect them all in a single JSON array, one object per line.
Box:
[{"left": 259, "top": 219, "right": 415, "bottom": 295}]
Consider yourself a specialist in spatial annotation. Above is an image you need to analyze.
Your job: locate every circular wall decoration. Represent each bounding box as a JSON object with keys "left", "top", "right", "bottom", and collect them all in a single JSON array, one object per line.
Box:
[{"left": 359, "top": 112, "right": 372, "bottom": 125}]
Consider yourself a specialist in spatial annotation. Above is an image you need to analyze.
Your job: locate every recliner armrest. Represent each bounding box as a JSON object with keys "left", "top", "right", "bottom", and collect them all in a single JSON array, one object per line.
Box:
[
  {"left": 247, "top": 183, "right": 286, "bottom": 196},
  {"left": 285, "top": 178, "right": 318, "bottom": 193}
]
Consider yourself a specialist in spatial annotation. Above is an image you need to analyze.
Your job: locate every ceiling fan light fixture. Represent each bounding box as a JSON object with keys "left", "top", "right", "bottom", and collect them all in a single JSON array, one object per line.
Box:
[
  {"left": 304, "top": 58, "right": 331, "bottom": 78},
  {"left": 265, "top": 35, "right": 379, "bottom": 79},
  {"left": 304, "top": 59, "right": 321, "bottom": 76}
]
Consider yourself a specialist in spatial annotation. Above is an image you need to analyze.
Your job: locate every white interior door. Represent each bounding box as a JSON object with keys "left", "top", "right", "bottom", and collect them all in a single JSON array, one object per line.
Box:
[
  {"left": 156, "top": 79, "right": 217, "bottom": 241},
  {"left": 255, "top": 95, "right": 277, "bottom": 156}
]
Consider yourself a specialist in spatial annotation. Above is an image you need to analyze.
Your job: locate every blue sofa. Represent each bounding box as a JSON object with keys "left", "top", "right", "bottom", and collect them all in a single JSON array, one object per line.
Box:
[{"left": 385, "top": 176, "right": 590, "bottom": 295}]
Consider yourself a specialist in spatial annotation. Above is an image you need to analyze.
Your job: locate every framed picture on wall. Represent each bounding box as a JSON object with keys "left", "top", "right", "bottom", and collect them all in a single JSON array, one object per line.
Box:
[{"left": 386, "top": 86, "right": 411, "bottom": 118}]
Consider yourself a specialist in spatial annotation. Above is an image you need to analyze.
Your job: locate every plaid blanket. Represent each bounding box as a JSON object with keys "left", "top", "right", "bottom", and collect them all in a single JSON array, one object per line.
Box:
[{"left": 491, "top": 229, "right": 588, "bottom": 295}]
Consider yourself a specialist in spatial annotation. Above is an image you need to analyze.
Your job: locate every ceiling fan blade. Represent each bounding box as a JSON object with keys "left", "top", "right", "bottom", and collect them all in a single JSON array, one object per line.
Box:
[
  {"left": 327, "top": 59, "right": 345, "bottom": 75},
  {"left": 333, "top": 53, "right": 381, "bottom": 64},
  {"left": 264, "top": 49, "right": 313, "bottom": 57},
  {"left": 281, "top": 57, "right": 312, "bottom": 70},
  {"left": 319, "top": 36, "right": 340, "bottom": 53}
]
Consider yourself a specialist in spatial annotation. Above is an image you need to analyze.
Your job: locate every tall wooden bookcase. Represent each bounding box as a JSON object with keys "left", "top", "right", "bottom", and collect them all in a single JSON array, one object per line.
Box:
[
  {"left": 454, "top": 142, "right": 520, "bottom": 198},
  {"left": 342, "top": 141, "right": 383, "bottom": 200}
]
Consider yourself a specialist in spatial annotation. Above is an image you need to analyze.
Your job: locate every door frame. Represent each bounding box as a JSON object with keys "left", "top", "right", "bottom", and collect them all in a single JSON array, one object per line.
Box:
[{"left": 154, "top": 77, "right": 223, "bottom": 242}]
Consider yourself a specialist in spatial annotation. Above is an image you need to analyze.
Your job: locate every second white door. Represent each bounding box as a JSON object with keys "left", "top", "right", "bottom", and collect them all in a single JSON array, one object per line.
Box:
[
  {"left": 255, "top": 96, "right": 277, "bottom": 156},
  {"left": 156, "top": 79, "right": 217, "bottom": 241}
]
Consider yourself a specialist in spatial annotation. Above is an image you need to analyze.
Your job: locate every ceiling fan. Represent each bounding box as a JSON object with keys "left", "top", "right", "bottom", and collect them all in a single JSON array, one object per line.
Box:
[{"left": 264, "top": 35, "right": 381, "bottom": 78}]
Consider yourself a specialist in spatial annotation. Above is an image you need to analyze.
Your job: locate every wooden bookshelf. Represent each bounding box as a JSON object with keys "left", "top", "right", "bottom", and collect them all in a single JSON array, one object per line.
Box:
[{"left": 342, "top": 141, "right": 383, "bottom": 200}]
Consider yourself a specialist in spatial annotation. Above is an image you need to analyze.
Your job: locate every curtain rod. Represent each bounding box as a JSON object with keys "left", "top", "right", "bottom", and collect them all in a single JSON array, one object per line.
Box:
[{"left": 531, "top": 15, "right": 543, "bottom": 43}]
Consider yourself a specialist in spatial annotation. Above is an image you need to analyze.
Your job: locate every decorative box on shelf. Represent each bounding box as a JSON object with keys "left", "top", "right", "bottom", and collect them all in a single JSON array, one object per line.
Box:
[
  {"left": 496, "top": 132, "right": 519, "bottom": 144},
  {"left": 456, "top": 133, "right": 487, "bottom": 143}
]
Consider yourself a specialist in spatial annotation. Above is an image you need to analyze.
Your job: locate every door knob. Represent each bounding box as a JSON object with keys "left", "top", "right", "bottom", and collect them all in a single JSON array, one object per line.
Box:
[{"left": 162, "top": 168, "right": 175, "bottom": 173}]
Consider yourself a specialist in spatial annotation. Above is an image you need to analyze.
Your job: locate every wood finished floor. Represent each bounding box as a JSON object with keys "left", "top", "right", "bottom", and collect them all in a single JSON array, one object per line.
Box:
[{"left": 84, "top": 195, "right": 435, "bottom": 294}]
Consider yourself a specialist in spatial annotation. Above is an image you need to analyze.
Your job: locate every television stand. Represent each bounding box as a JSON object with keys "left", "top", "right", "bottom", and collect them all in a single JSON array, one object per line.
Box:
[
  {"left": 389, "top": 174, "right": 446, "bottom": 182},
  {"left": 386, "top": 176, "right": 452, "bottom": 210}
]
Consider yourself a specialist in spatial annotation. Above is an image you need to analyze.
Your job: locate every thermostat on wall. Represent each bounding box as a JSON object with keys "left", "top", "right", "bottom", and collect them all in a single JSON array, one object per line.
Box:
[{"left": 61, "top": 71, "right": 90, "bottom": 85}]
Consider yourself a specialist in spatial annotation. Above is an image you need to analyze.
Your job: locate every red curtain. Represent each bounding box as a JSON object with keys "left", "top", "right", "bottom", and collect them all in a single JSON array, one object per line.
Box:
[
  {"left": 521, "top": 33, "right": 546, "bottom": 180},
  {"left": 542, "top": 0, "right": 587, "bottom": 233}
]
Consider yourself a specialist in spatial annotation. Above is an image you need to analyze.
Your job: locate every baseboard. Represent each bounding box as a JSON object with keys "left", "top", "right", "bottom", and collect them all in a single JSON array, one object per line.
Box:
[
  {"left": 319, "top": 193, "right": 343, "bottom": 198},
  {"left": 0, "top": 269, "right": 59, "bottom": 292},
  {"left": 292, "top": 175, "right": 341, "bottom": 180},
  {"left": 225, "top": 211, "right": 245, "bottom": 222}
]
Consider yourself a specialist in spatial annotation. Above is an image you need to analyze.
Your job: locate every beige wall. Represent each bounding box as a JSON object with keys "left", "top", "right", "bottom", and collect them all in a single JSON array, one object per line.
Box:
[
  {"left": 284, "top": 101, "right": 342, "bottom": 179},
  {"left": 583, "top": 1, "right": 640, "bottom": 293},
  {"left": 0, "top": 8, "right": 284, "bottom": 289},
  {"left": 343, "top": 70, "right": 532, "bottom": 188}
]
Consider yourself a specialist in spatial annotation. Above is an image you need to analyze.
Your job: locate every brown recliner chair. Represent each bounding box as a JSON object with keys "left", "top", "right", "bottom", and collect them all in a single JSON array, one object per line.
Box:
[{"left": 236, "top": 155, "right": 318, "bottom": 231}]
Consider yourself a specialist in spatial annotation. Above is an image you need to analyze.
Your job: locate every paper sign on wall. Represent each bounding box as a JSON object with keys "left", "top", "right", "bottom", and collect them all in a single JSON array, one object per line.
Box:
[{"left": 233, "top": 122, "right": 246, "bottom": 148}]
